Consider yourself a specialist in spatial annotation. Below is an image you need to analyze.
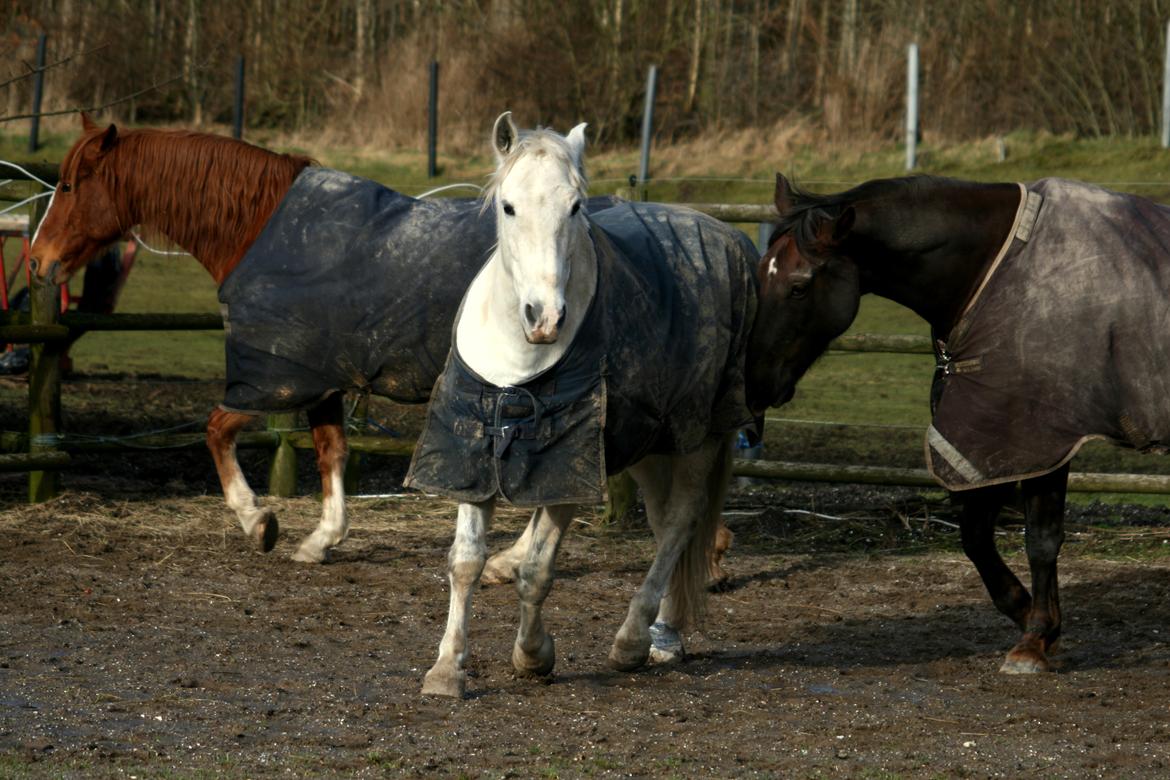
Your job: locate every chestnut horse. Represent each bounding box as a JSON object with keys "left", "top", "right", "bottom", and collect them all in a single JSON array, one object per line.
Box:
[
  {"left": 747, "top": 172, "right": 1170, "bottom": 674},
  {"left": 28, "top": 116, "right": 495, "bottom": 563}
]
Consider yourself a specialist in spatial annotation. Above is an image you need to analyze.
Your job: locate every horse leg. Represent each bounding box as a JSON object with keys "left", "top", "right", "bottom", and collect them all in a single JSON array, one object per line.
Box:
[
  {"left": 511, "top": 504, "right": 576, "bottom": 678},
  {"left": 292, "top": 393, "right": 349, "bottom": 563},
  {"left": 480, "top": 508, "right": 540, "bottom": 585},
  {"left": 609, "top": 434, "right": 730, "bottom": 671},
  {"left": 207, "top": 407, "right": 279, "bottom": 552},
  {"left": 623, "top": 453, "right": 688, "bottom": 664},
  {"left": 1001, "top": 465, "right": 1069, "bottom": 674},
  {"left": 707, "top": 520, "right": 734, "bottom": 590},
  {"left": 959, "top": 483, "right": 1032, "bottom": 630},
  {"left": 422, "top": 500, "right": 495, "bottom": 698}
]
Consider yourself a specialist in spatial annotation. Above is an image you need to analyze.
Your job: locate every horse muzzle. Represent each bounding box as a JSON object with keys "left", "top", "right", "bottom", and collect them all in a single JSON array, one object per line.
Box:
[{"left": 28, "top": 256, "right": 66, "bottom": 284}]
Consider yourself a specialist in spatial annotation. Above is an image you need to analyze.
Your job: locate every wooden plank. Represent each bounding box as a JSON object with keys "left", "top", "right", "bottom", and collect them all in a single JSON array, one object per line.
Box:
[
  {"left": 731, "top": 458, "right": 1170, "bottom": 495},
  {"left": 680, "top": 202, "right": 777, "bottom": 223},
  {"left": 0, "top": 451, "right": 70, "bottom": 472},
  {"left": 4, "top": 161, "right": 59, "bottom": 185},
  {"left": 829, "top": 333, "right": 933, "bottom": 354},
  {"left": 61, "top": 312, "right": 223, "bottom": 332}
]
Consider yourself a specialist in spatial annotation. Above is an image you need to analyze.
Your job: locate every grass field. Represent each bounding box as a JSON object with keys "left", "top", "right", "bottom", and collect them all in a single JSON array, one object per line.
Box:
[{"left": 5, "top": 127, "right": 1170, "bottom": 504}]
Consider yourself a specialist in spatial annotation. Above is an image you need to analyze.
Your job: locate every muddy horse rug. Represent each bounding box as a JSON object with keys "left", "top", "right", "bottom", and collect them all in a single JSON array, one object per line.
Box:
[
  {"left": 928, "top": 177, "right": 1170, "bottom": 490},
  {"left": 405, "top": 202, "right": 758, "bottom": 506},
  {"left": 217, "top": 167, "right": 615, "bottom": 413}
]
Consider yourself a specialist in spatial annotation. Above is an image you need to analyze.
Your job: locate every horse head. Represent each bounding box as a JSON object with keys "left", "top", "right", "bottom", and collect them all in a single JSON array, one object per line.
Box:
[
  {"left": 745, "top": 173, "right": 861, "bottom": 414},
  {"left": 30, "top": 114, "right": 128, "bottom": 285},
  {"left": 485, "top": 111, "right": 589, "bottom": 344}
]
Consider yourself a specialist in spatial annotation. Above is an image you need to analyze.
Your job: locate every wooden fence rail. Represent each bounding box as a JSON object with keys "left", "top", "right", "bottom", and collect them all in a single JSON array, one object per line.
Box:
[{"left": 2, "top": 175, "right": 1163, "bottom": 502}]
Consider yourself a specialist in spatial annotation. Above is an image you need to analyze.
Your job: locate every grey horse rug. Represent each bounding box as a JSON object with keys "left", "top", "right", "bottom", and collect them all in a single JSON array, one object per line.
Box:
[
  {"left": 927, "top": 177, "right": 1170, "bottom": 491},
  {"left": 217, "top": 167, "right": 616, "bottom": 413},
  {"left": 404, "top": 202, "right": 759, "bottom": 506}
]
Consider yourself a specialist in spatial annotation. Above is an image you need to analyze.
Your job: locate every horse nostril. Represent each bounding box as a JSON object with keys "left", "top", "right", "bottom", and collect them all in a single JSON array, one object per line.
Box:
[
  {"left": 29, "top": 258, "right": 39, "bottom": 273},
  {"left": 555, "top": 306, "right": 566, "bottom": 329},
  {"left": 524, "top": 303, "right": 538, "bottom": 327}
]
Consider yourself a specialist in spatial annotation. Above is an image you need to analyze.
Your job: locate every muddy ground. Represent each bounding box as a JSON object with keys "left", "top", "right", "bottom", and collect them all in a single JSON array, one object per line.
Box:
[{"left": 4, "top": 377, "right": 1170, "bottom": 778}]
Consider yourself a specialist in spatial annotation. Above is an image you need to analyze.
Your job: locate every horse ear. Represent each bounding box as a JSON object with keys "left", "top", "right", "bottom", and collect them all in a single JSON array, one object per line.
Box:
[
  {"left": 493, "top": 111, "right": 518, "bottom": 163},
  {"left": 565, "top": 122, "right": 587, "bottom": 168},
  {"left": 814, "top": 205, "right": 856, "bottom": 248},
  {"left": 80, "top": 112, "right": 97, "bottom": 132},
  {"left": 774, "top": 173, "right": 795, "bottom": 214},
  {"left": 833, "top": 206, "right": 856, "bottom": 241},
  {"left": 99, "top": 124, "right": 119, "bottom": 153}
]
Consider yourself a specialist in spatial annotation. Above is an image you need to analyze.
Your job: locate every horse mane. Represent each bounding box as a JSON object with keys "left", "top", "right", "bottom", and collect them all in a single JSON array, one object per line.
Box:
[
  {"left": 481, "top": 128, "right": 588, "bottom": 214},
  {"left": 776, "top": 175, "right": 988, "bottom": 255},
  {"left": 64, "top": 124, "right": 315, "bottom": 278}
]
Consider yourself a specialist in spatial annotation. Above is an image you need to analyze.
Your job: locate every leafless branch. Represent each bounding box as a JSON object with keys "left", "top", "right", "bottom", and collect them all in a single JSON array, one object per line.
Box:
[
  {"left": 0, "top": 73, "right": 185, "bottom": 124},
  {"left": 0, "top": 42, "right": 113, "bottom": 90}
]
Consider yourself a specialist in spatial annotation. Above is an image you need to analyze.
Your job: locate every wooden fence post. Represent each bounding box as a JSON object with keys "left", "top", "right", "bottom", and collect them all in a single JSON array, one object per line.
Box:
[
  {"left": 267, "top": 412, "right": 298, "bottom": 496},
  {"left": 343, "top": 393, "right": 367, "bottom": 495},
  {"left": 27, "top": 193, "right": 60, "bottom": 502},
  {"left": 603, "top": 471, "right": 638, "bottom": 525},
  {"left": 28, "top": 279, "right": 62, "bottom": 502}
]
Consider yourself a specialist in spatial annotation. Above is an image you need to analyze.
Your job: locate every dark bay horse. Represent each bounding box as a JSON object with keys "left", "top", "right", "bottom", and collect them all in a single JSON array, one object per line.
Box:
[
  {"left": 29, "top": 116, "right": 501, "bottom": 562},
  {"left": 748, "top": 172, "right": 1170, "bottom": 674}
]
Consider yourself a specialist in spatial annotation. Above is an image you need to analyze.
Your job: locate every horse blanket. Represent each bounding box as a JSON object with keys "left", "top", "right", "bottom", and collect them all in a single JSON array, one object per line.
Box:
[
  {"left": 404, "top": 202, "right": 759, "bottom": 506},
  {"left": 218, "top": 167, "right": 617, "bottom": 413},
  {"left": 927, "top": 177, "right": 1170, "bottom": 491}
]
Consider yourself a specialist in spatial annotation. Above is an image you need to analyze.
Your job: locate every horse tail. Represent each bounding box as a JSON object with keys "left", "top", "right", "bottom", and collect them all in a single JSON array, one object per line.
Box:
[{"left": 667, "top": 431, "right": 734, "bottom": 631}]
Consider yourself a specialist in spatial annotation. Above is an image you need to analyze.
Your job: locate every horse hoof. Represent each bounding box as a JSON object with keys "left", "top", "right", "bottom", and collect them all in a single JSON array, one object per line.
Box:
[
  {"left": 512, "top": 634, "right": 555, "bottom": 678},
  {"left": 421, "top": 666, "right": 467, "bottom": 698},
  {"left": 1000, "top": 649, "right": 1051, "bottom": 674},
  {"left": 248, "top": 510, "right": 279, "bottom": 553},
  {"left": 608, "top": 639, "right": 650, "bottom": 672},
  {"left": 480, "top": 555, "right": 517, "bottom": 586},
  {"left": 648, "top": 621, "right": 685, "bottom": 665},
  {"left": 291, "top": 543, "right": 329, "bottom": 564}
]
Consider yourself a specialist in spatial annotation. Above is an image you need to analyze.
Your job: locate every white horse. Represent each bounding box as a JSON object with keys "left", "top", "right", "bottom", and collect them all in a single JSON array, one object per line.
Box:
[{"left": 408, "top": 113, "right": 758, "bottom": 698}]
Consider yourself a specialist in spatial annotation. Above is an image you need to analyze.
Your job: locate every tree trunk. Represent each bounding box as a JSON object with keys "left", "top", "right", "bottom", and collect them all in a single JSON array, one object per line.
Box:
[
  {"left": 354, "top": 0, "right": 372, "bottom": 97},
  {"left": 183, "top": 0, "right": 202, "bottom": 125},
  {"left": 684, "top": 0, "right": 703, "bottom": 112}
]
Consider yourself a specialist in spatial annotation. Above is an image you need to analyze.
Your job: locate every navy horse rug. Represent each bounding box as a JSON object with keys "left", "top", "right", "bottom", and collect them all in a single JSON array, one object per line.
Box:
[
  {"left": 218, "top": 167, "right": 615, "bottom": 413},
  {"left": 405, "top": 202, "right": 759, "bottom": 506},
  {"left": 928, "top": 178, "right": 1170, "bottom": 490}
]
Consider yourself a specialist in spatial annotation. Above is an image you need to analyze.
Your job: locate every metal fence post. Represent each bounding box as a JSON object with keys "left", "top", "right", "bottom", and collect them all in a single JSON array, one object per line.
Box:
[
  {"left": 637, "top": 64, "right": 658, "bottom": 201},
  {"left": 232, "top": 55, "right": 246, "bottom": 140},
  {"left": 906, "top": 42, "right": 919, "bottom": 171},
  {"left": 427, "top": 61, "right": 439, "bottom": 178},
  {"left": 28, "top": 34, "right": 47, "bottom": 154}
]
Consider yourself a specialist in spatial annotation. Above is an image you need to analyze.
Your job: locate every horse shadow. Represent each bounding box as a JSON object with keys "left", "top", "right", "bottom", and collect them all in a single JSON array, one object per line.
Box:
[{"left": 676, "top": 565, "right": 1170, "bottom": 675}]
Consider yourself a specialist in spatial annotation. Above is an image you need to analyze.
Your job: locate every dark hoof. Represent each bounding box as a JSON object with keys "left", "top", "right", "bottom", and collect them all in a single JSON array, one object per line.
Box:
[{"left": 258, "top": 514, "right": 280, "bottom": 553}]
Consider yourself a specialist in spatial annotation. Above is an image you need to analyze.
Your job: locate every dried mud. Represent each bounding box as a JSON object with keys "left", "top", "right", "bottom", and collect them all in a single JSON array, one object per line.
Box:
[{"left": 3, "top": 377, "right": 1170, "bottom": 777}]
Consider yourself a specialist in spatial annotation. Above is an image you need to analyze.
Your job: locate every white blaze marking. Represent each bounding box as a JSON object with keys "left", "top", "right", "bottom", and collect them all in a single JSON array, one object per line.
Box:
[
  {"left": 30, "top": 188, "right": 57, "bottom": 247},
  {"left": 767, "top": 256, "right": 778, "bottom": 277}
]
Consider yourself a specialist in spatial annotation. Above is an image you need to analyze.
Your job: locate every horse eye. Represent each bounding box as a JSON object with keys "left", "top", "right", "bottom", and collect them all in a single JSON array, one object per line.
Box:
[
  {"left": 60, "top": 182, "right": 72, "bottom": 193},
  {"left": 790, "top": 282, "right": 809, "bottom": 299},
  {"left": 570, "top": 200, "right": 581, "bottom": 216},
  {"left": 503, "top": 202, "right": 515, "bottom": 216}
]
